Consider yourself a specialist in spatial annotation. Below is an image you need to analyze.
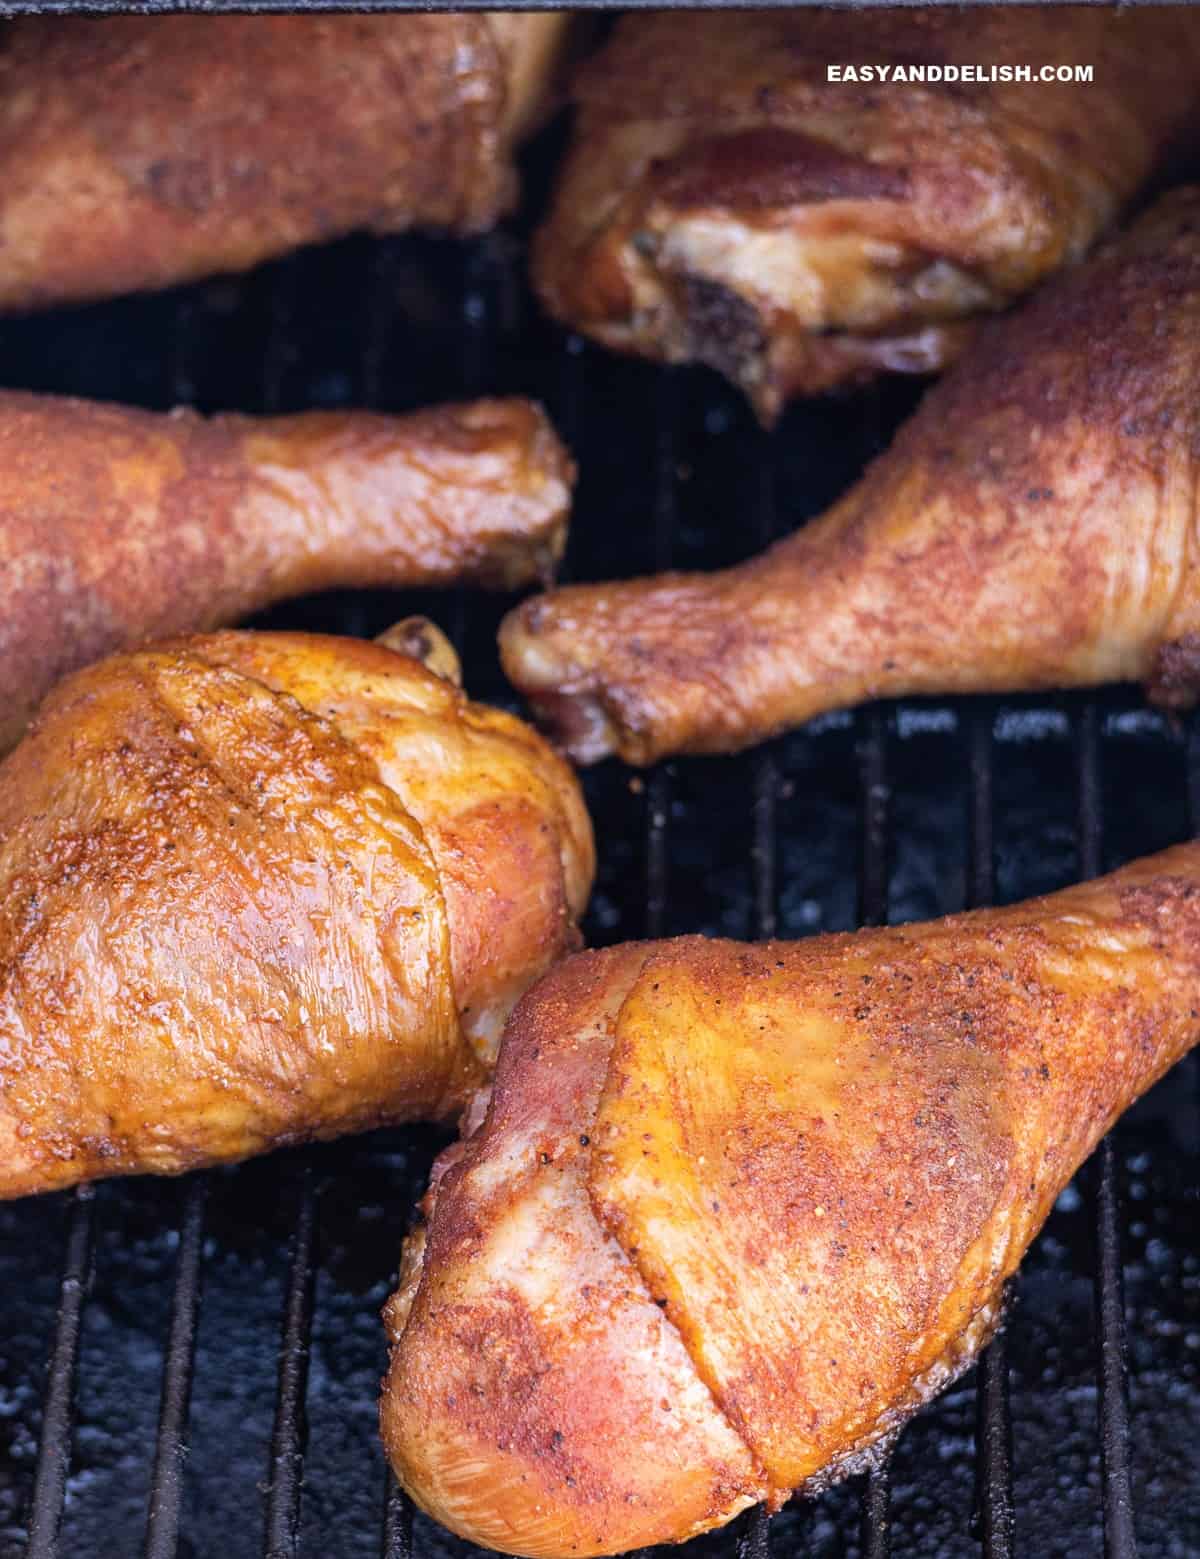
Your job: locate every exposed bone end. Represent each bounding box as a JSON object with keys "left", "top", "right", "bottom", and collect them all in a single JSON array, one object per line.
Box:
[{"left": 376, "top": 617, "right": 463, "bottom": 687}]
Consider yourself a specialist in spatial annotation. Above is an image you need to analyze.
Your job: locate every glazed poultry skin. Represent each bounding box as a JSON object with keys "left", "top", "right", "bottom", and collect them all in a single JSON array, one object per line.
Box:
[
  {"left": 0, "top": 626, "right": 593, "bottom": 1199},
  {"left": 383, "top": 841, "right": 1200, "bottom": 1556},
  {"left": 534, "top": 7, "right": 1200, "bottom": 421},
  {"left": 0, "top": 13, "right": 568, "bottom": 311},
  {"left": 505, "top": 187, "right": 1200, "bottom": 764},
  {"left": 0, "top": 391, "right": 573, "bottom": 753}
]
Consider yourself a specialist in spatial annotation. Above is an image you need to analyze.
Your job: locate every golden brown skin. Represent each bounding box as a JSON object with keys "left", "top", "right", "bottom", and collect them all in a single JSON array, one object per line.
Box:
[
  {"left": 383, "top": 841, "right": 1200, "bottom": 1556},
  {"left": 0, "top": 390, "right": 574, "bottom": 754},
  {"left": 534, "top": 8, "right": 1200, "bottom": 422},
  {"left": 0, "top": 627, "right": 594, "bottom": 1199},
  {"left": 0, "top": 13, "right": 569, "bottom": 311},
  {"left": 505, "top": 187, "right": 1200, "bottom": 764}
]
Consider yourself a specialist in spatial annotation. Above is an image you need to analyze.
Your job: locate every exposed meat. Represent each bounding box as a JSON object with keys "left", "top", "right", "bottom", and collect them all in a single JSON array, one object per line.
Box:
[
  {"left": 504, "top": 188, "right": 1200, "bottom": 763},
  {"left": 534, "top": 8, "right": 1200, "bottom": 421}
]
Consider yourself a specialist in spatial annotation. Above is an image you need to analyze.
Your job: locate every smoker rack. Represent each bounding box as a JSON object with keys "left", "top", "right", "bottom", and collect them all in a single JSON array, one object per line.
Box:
[{"left": 0, "top": 170, "right": 1197, "bottom": 1559}]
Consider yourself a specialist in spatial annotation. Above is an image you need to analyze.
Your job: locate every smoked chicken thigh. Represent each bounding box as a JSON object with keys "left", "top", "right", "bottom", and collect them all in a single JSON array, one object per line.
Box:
[
  {"left": 384, "top": 841, "right": 1200, "bottom": 1556},
  {"left": 505, "top": 187, "right": 1200, "bottom": 764},
  {"left": 534, "top": 7, "right": 1200, "bottom": 421},
  {"left": 0, "top": 627, "right": 593, "bottom": 1198}
]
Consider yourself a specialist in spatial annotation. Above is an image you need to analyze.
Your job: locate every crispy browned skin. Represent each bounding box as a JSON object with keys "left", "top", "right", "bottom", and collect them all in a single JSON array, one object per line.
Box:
[
  {"left": 534, "top": 8, "right": 1200, "bottom": 421},
  {"left": 383, "top": 840, "right": 1200, "bottom": 1555},
  {"left": 506, "top": 187, "right": 1200, "bottom": 764},
  {"left": 0, "top": 13, "right": 569, "bottom": 311},
  {"left": 0, "top": 626, "right": 594, "bottom": 1199},
  {"left": 0, "top": 390, "right": 574, "bottom": 753}
]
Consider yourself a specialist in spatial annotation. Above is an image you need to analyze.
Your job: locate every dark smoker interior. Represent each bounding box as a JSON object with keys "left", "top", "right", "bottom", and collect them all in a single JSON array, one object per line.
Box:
[{"left": 0, "top": 118, "right": 1198, "bottom": 1559}]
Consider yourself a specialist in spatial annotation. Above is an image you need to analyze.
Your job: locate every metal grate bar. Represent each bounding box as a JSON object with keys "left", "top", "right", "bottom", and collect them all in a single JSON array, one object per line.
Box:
[
  {"left": 752, "top": 755, "right": 779, "bottom": 941},
  {"left": 860, "top": 1464, "right": 892, "bottom": 1559},
  {"left": 25, "top": 1186, "right": 96, "bottom": 1559},
  {"left": 969, "top": 706, "right": 1015, "bottom": 1559},
  {"left": 556, "top": 338, "right": 586, "bottom": 545},
  {"left": 378, "top": 1134, "right": 444, "bottom": 1558},
  {"left": 751, "top": 459, "right": 779, "bottom": 944},
  {"left": 132, "top": 290, "right": 217, "bottom": 1559},
  {"left": 1076, "top": 702, "right": 1138, "bottom": 1559},
  {"left": 381, "top": 1473, "right": 414, "bottom": 1559},
  {"left": 739, "top": 454, "right": 781, "bottom": 1552},
  {"left": 1076, "top": 701, "right": 1102, "bottom": 880},
  {"left": 142, "top": 1179, "right": 209, "bottom": 1559},
  {"left": 263, "top": 1170, "right": 319, "bottom": 1559},
  {"left": 737, "top": 1505, "right": 772, "bottom": 1559},
  {"left": 446, "top": 244, "right": 501, "bottom": 653},
  {"left": 463, "top": 243, "right": 498, "bottom": 396},
  {"left": 975, "top": 1344, "right": 1015, "bottom": 1559},
  {"left": 361, "top": 241, "right": 402, "bottom": 409},
  {"left": 645, "top": 765, "right": 671, "bottom": 941},
  {"left": 261, "top": 258, "right": 301, "bottom": 416},
  {"left": 644, "top": 373, "right": 680, "bottom": 941},
  {"left": 968, "top": 707, "right": 995, "bottom": 906},
  {"left": 858, "top": 706, "right": 890, "bottom": 929},
  {"left": 1094, "top": 1138, "right": 1136, "bottom": 1559},
  {"left": 251, "top": 264, "right": 321, "bottom": 1559},
  {"left": 166, "top": 295, "right": 198, "bottom": 408},
  {"left": 857, "top": 701, "right": 891, "bottom": 1554}
]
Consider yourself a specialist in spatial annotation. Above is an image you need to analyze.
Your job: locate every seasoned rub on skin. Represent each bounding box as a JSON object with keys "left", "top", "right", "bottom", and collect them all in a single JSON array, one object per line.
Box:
[
  {"left": 0, "top": 13, "right": 570, "bottom": 310},
  {"left": 533, "top": 7, "right": 1200, "bottom": 421},
  {"left": 504, "top": 187, "right": 1200, "bottom": 764},
  {"left": 0, "top": 625, "right": 594, "bottom": 1198},
  {"left": 383, "top": 840, "right": 1200, "bottom": 1555},
  {"left": 0, "top": 391, "right": 573, "bottom": 753}
]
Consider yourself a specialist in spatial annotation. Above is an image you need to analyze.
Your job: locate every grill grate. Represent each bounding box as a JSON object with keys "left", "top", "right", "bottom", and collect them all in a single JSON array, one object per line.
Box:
[
  {"left": 0, "top": 172, "right": 1197, "bottom": 1559},
  {"left": 142, "top": 1179, "right": 207, "bottom": 1559},
  {"left": 23, "top": 1190, "right": 93, "bottom": 1559},
  {"left": 969, "top": 711, "right": 1015, "bottom": 1559},
  {"left": 1078, "top": 705, "right": 1138, "bottom": 1559}
]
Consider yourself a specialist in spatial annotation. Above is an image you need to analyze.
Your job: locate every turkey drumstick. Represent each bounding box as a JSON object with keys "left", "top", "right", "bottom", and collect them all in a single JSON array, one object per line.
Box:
[
  {"left": 534, "top": 7, "right": 1200, "bottom": 421},
  {"left": 504, "top": 187, "right": 1200, "bottom": 764},
  {"left": 0, "top": 391, "right": 572, "bottom": 753},
  {"left": 0, "top": 625, "right": 593, "bottom": 1199},
  {"left": 0, "top": 13, "right": 569, "bottom": 311},
  {"left": 383, "top": 839, "right": 1200, "bottom": 1557}
]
